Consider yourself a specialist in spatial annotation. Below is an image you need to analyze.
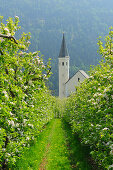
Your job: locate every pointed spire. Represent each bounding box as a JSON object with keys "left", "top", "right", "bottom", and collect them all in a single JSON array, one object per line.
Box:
[{"left": 59, "top": 33, "right": 69, "bottom": 58}]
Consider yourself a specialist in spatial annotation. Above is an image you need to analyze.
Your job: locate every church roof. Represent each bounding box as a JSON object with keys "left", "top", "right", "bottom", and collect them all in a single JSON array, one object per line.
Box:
[
  {"left": 58, "top": 33, "right": 69, "bottom": 58},
  {"left": 65, "top": 70, "right": 89, "bottom": 84},
  {"left": 79, "top": 70, "right": 89, "bottom": 78}
]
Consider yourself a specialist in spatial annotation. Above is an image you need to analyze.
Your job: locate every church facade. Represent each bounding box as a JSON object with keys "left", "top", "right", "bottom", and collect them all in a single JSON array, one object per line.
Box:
[{"left": 58, "top": 34, "right": 89, "bottom": 98}]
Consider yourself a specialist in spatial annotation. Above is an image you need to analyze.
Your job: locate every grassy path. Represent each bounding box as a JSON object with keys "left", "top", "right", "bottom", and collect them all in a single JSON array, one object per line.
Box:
[{"left": 14, "top": 119, "right": 97, "bottom": 170}]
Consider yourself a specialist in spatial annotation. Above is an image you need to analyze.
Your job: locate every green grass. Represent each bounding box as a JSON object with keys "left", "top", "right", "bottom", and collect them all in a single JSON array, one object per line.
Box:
[
  {"left": 45, "top": 119, "right": 71, "bottom": 170},
  {"left": 13, "top": 119, "right": 97, "bottom": 170},
  {"left": 13, "top": 120, "right": 54, "bottom": 170},
  {"left": 61, "top": 119, "right": 97, "bottom": 170}
]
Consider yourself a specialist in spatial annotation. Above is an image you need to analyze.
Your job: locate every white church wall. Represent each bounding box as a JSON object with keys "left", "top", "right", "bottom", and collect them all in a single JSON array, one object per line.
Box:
[{"left": 65, "top": 70, "right": 88, "bottom": 97}]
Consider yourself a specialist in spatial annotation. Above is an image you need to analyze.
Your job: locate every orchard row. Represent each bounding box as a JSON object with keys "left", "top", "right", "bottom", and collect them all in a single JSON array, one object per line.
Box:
[
  {"left": 0, "top": 17, "right": 55, "bottom": 168},
  {"left": 0, "top": 17, "right": 113, "bottom": 169},
  {"left": 63, "top": 29, "right": 113, "bottom": 169}
]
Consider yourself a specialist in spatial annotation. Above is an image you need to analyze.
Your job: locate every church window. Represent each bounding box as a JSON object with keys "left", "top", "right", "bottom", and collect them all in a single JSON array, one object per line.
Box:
[
  {"left": 62, "top": 62, "right": 64, "bottom": 66},
  {"left": 78, "top": 78, "right": 80, "bottom": 82}
]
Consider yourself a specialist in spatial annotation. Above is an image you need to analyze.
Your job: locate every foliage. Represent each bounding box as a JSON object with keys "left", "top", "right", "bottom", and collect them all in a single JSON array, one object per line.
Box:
[
  {"left": 1, "top": 0, "right": 113, "bottom": 94},
  {"left": 53, "top": 97, "right": 66, "bottom": 118},
  {"left": 63, "top": 29, "right": 113, "bottom": 169},
  {"left": 0, "top": 16, "right": 54, "bottom": 168}
]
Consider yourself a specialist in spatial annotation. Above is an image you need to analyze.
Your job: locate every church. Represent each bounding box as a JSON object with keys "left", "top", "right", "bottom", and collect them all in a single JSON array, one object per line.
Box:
[{"left": 58, "top": 34, "right": 89, "bottom": 98}]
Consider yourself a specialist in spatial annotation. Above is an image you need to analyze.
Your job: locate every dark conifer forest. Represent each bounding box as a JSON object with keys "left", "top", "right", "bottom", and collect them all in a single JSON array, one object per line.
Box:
[{"left": 1, "top": 0, "right": 113, "bottom": 94}]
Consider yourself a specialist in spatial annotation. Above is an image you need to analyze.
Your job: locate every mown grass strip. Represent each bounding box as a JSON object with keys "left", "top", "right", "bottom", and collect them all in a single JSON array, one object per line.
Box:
[
  {"left": 14, "top": 119, "right": 71, "bottom": 170},
  {"left": 14, "top": 119, "right": 98, "bottom": 170},
  {"left": 13, "top": 120, "right": 54, "bottom": 170},
  {"left": 45, "top": 119, "right": 71, "bottom": 169}
]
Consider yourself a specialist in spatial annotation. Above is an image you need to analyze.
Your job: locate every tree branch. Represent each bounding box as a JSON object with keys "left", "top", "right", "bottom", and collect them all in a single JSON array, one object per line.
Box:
[
  {"left": 0, "top": 34, "right": 18, "bottom": 44},
  {"left": 32, "top": 77, "right": 43, "bottom": 81}
]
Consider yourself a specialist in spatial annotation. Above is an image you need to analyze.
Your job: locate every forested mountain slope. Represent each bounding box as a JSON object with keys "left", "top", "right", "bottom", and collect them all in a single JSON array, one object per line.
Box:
[{"left": 1, "top": 0, "right": 113, "bottom": 94}]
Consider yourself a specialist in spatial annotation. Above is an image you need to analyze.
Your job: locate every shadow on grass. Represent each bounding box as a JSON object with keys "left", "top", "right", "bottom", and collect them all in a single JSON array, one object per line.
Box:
[{"left": 61, "top": 119, "right": 103, "bottom": 170}]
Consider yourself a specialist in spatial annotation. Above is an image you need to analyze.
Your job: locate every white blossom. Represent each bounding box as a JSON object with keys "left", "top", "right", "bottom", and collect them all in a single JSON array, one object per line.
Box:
[
  {"left": 110, "top": 150, "right": 113, "bottom": 155},
  {"left": 10, "top": 68, "right": 14, "bottom": 72},
  {"left": 104, "top": 88, "right": 108, "bottom": 93},
  {"left": 0, "top": 37, "right": 4, "bottom": 42},
  {"left": 33, "top": 52, "right": 38, "bottom": 55},
  {"left": 94, "top": 93, "right": 97, "bottom": 97},
  {"left": 9, "top": 112, "right": 13, "bottom": 116},
  {"left": 42, "top": 65, "right": 45, "bottom": 68},
  {"left": 98, "top": 93, "right": 102, "bottom": 96},
  {"left": 8, "top": 120, "right": 15, "bottom": 126},
  {"left": 2, "top": 148, "right": 6, "bottom": 152},
  {"left": 24, "top": 86, "right": 28, "bottom": 90},
  {"left": 2, "top": 90, "right": 7, "bottom": 94},
  {"left": 108, "top": 164, "right": 113, "bottom": 170},
  {"left": 10, "top": 102, "right": 15, "bottom": 105},
  {"left": 15, "top": 16, "right": 19, "bottom": 19},
  {"left": 110, "top": 144, "right": 113, "bottom": 149},
  {"left": 32, "top": 136, "right": 34, "bottom": 140},
  {"left": 5, "top": 153, "right": 11, "bottom": 157},
  {"left": 6, "top": 159, "right": 9, "bottom": 162},
  {"left": 28, "top": 124, "right": 34, "bottom": 128},
  {"left": 23, "top": 119, "right": 27, "bottom": 123},
  {"left": 102, "top": 127, "right": 109, "bottom": 131},
  {"left": 4, "top": 27, "right": 9, "bottom": 32},
  {"left": 26, "top": 137, "right": 30, "bottom": 140},
  {"left": 96, "top": 124, "right": 101, "bottom": 127}
]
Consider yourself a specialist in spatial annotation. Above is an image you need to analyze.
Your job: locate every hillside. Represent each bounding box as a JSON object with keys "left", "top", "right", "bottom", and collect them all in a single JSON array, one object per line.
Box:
[
  {"left": 1, "top": 0, "right": 113, "bottom": 94},
  {"left": 0, "top": 15, "right": 112, "bottom": 170}
]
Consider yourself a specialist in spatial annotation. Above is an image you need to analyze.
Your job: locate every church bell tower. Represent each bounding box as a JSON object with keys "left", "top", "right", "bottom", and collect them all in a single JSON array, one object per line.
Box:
[{"left": 58, "top": 34, "right": 69, "bottom": 98}]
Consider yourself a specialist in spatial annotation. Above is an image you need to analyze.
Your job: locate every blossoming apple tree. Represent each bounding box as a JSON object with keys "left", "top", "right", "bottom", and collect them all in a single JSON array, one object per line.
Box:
[
  {"left": 63, "top": 28, "right": 113, "bottom": 169},
  {"left": 0, "top": 16, "right": 54, "bottom": 168}
]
